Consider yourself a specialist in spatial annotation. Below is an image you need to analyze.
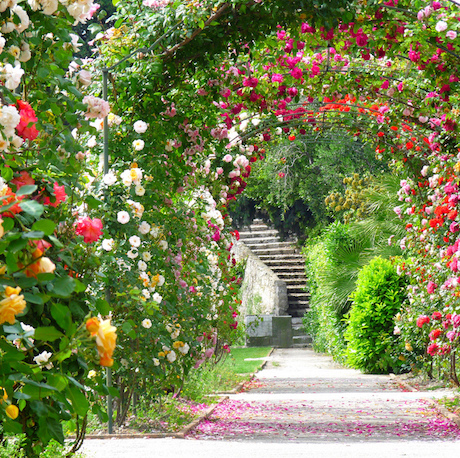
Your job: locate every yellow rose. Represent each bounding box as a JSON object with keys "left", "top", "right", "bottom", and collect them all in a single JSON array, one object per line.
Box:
[
  {"left": 0, "top": 218, "right": 4, "bottom": 238},
  {"left": 173, "top": 341, "right": 184, "bottom": 349},
  {"left": 0, "top": 387, "right": 7, "bottom": 404},
  {"left": 95, "top": 319, "right": 117, "bottom": 367},
  {"left": 0, "top": 288, "right": 26, "bottom": 325},
  {"left": 405, "top": 342, "right": 413, "bottom": 352},
  {"left": 36, "top": 257, "right": 56, "bottom": 274},
  {"left": 6, "top": 404, "right": 19, "bottom": 420}
]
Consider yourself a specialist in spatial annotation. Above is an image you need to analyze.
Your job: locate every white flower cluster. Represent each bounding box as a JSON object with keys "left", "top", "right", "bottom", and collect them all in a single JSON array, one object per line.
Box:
[
  {"left": 0, "top": 63, "right": 24, "bottom": 90},
  {"left": 120, "top": 167, "right": 143, "bottom": 187},
  {"left": 0, "top": 104, "right": 24, "bottom": 151},
  {"left": 59, "top": 0, "right": 95, "bottom": 23}
]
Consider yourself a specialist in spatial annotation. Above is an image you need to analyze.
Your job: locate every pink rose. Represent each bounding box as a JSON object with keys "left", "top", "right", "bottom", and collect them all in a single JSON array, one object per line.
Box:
[{"left": 427, "top": 281, "right": 437, "bottom": 294}]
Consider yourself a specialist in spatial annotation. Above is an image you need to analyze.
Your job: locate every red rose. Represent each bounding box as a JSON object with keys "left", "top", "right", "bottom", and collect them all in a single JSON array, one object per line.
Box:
[{"left": 16, "top": 100, "right": 39, "bottom": 141}]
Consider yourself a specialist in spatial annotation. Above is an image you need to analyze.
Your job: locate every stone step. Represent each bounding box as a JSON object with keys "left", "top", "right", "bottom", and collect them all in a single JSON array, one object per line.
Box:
[
  {"left": 244, "top": 242, "right": 295, "bottom": 252},
  {"left": 291, "top": 317, "right": 304, "bottom": 326},
  {"left": 258, "top": 253, "right": 304, "bottom": 259},
  {"left": 270, "top": 263, "right": 305, "bottom": 270},
  {"left": 264, "top": 258, "right": 305, "bottom": 273},
  {"left": 287, "top": 289, "right": 308, "bottom": 297},
  {"left": 279, "top": 280, "right": 307, "bottom": 288},
  {"left": 240, "top": 236, "right": 281, "bottom": 245},
  {"left": 292, "top": 335, "right": 312, "bottom": 347},
  {"left": 240, "top": 224, "right": 274, "bottom": 233},
  {"left": 239, "top": 230, "right": 279, "bottom": 239},
  {"left": 292, "top": 326, "right": 307, "bottom": 337},
  {"left": 277, "top": 273, "right": 307, "bottom": 281}
]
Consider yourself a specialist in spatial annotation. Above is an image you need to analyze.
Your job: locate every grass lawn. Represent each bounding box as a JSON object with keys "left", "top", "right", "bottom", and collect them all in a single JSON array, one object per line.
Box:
[{"left": 223, "top": 347, "right": 273, "bottom": 374}]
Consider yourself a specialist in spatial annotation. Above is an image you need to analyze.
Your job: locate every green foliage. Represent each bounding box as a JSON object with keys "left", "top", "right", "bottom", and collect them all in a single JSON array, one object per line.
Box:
[
  {"left": 230, "top": 134, "right": 386, "bottom": 240},
  {"left": 344, "top": 257, "right": 407, "bottom": 374},
  {"left": 302, "top": 233, "right": 348, "bottom": 363}
]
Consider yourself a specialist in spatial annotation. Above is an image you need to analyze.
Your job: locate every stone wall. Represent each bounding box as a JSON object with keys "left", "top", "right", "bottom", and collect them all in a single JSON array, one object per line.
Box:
[{"left": 232, "top": 241, "right": 288, "bottom": 317}]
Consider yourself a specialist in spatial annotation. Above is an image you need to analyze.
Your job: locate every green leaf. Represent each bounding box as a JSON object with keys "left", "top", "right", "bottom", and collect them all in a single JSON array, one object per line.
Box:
[
  {"left": 1, "top": 167, "right": 13, "bottom": 181},
  {"left": 1, "top": 217, "right": 14, "bottom": 232},
  {"left": 51, "top": 276, "right": 75, "bottom": 297},
  {"left": 37, "top": 66, "right": 49, "bottom": 78},
  {"left": 85, "top": 196, "right": 103, "bottom": 209},
  {"left": 0, "top": 340, "right": 25, "bottom": 361},
  {"left": 47, "top": 235, "right": 63, "bottom": 248},
  {"left": 19, "top": 200, "right": 44, "bottom": 218},
  {"left": 23, "top": 231, "right": 45, "bottom": 239},
  {"left": 66, "top": 385, "right": 89, "bottom": 417},
  {"left": 7, "top": 237, "right": 28, "bottom": 253},
  {"left": 32, "top": 219, "right": 56, "bottom": 236},
  {"left": 14, "top": 276, "right": 38, "bottom": 288},
  {"left": 16, "top": 185, "right": 38, "bottom": 197},
  {"left": 43, "top": 416, "right": 65, "bottom": 444},
  {"left": 51, "top": 303, "right": 72, "bottom": 332},
  {"left": 23, "top": 292, "right": 44, "bottom": 305},
  {"left": 46, "top": 374, "right": 69, "bottom": 392},
  {"left": 74, "top": 278, "right": 86, "bottom": 293},
  {"left": 3, "top": 419, "right": 23, "bottom": 434},
  {"left": 34, "top": 326, "right": 63, "bottom": 341},
  {"left": 95, "top": 298, "right": 111, "bottom": 315},
  {"left": 13, "top": 391, "right": 31, "bottom": 400},
  {"left": 37, "top": 272, "right": 55, "bottom": 282}
]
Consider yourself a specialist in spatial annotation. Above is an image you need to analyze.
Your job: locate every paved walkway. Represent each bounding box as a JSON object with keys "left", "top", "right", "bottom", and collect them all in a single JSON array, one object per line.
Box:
[{"left": 81, "top": 348, "right": 460, "bottom": 458}]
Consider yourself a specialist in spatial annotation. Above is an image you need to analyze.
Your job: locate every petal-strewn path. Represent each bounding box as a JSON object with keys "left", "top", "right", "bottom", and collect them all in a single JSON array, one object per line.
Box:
[{"left": 82, "top": 348, "right": 460, "bottom": 458}]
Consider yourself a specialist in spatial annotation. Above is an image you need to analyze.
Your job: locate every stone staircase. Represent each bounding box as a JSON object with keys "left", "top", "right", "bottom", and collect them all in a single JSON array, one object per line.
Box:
[{"left": 238, "top": 219, "right": 311, "bottom": 347}]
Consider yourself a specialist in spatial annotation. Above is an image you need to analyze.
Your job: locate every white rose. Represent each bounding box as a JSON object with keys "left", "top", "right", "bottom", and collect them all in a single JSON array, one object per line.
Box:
[
  {"left": 138, "top": 221, "right": 150, "bottom": 234},
  {"left": 142, "top": 319, "right": 152, "bottom": 329},
  {"left": 127, "top": 249, "right": 138, "bottom": 259},
  {"left": 33, "top": 351, "right": 53, "bottom": 369},
  {"left": 103, "top": 171, "right": 117, "bottom": 186},
  {"left": 138, "top": 260, "right": 147, "bottom": 271},
  {"left": 102, "top": 238, "right": 114, "bottom": 251},
  {"left": 142, "top": 252, "right": 152, "bottom": 262},
  {"left": 117, "top": 211, "right": 130, "bottom": 224},
  {"left": 133, "top": 139, "right": 145, "bottom": 151},
  {"left": 166, "top": 351, "right": 176, "bottom": 363},
  {"left": 129, "top": 235, "right": 141, "bottom": 248},
  {"left": 178, "top": 343, "right": 190, "bottom": 355},
  {"left": 135, "top": 185, "right": 145, "bottom": 196},
  {"left": 133, "top": 120, "right": 148, "bottom": 134}
]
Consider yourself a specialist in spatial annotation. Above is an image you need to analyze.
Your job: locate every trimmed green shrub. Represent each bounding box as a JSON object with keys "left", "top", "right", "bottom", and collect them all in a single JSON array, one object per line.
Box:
[{"left": 344, "top": 257, "right": 407, "bottom": 374}]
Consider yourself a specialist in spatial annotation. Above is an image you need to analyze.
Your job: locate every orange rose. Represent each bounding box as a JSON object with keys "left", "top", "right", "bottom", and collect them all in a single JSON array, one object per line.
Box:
[
  {"left": 86, "top": 317, "right": 100, "bottom": 334},
  {"left": 0, "top": 287, "right": 26, "bottom": 325}
]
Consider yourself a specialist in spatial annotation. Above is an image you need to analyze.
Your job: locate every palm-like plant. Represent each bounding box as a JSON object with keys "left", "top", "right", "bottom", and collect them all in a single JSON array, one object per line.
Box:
[{"left": 318, "top": 173, "right": 405, "bottom": 315}]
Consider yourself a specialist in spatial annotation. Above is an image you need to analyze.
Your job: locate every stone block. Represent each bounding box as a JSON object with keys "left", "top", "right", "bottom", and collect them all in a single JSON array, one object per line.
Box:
[
  {"left": 245, "top": 315, "right": 292, "bottom": 348},
  {"left": 272, "top": 316, "right": 292, "bottom": 348}
]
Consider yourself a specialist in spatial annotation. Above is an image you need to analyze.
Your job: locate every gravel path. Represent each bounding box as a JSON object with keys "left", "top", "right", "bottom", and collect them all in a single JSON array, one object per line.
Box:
[{"left": 81, "top": 348, "right": 460, "bottom": 458}]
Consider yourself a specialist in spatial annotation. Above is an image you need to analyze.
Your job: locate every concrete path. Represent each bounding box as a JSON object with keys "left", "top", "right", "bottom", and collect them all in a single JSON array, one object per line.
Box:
[{"left": 81, "top": 348, "right": 460, "bottom": 458}]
